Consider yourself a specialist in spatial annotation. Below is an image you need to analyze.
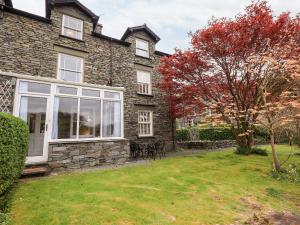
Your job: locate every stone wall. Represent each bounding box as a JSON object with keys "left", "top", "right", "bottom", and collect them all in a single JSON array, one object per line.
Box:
[
  {"left": 0, "top": 75, "right": 16, "bottom": 113},
  {"left": 177, "top": 140, "right": 237, "bottom": 150},
  {"left": 0, "top": 5, "right": 174, "bottom": 151},
  {"left": 48, "top": 139, "right": 130, "bottom": 171},
  {"left": 177, "top": 139, "right": 269, "bottom": 150}
]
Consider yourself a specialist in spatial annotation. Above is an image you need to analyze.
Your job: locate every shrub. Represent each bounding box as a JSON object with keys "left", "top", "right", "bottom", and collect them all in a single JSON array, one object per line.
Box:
[
  {"left": 176, "top": 124, "right": 271, "bottom": 142},
  {"left": 0, "top": 212, "right": 10, "bottom": 225},
  {"left": 235, "top": 147, "right": 268, "bottom": 156},
  {"left": 198, "top": 127, "right": 234, "bottom": 141},
  {"left": 0, "top": 113, "right": 29, "bottom": 212},
  {"left": 254, "top": 127, "right": 269, "bottom": 141},
  {"left": 250, "top": 147, "right": 268, "bottom": 156},
  {"left": 176, "top": 125, "right": 234, "bottom": 141},
  {"left": 235, "top": 147, "right": 252, "bottom": 155},
  {"left": 176, "top": 129, "right": 190, "bottom": 141}
]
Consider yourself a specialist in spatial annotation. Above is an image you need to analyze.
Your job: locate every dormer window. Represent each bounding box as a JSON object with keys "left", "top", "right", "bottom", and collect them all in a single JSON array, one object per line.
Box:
[
  {"left": 62, "top": 15, "right": 83, "bottom": 40},
  {"left": 136, "top": 38, "right": 149, "bottom": 58}
]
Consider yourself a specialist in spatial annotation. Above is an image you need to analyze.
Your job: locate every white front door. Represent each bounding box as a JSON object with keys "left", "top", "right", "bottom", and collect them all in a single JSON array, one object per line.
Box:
[{"left": 16, "top": 95, "right": 50, "bottom": 164}]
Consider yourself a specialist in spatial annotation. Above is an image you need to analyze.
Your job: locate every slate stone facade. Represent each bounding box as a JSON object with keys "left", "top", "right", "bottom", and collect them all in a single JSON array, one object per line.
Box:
[
  {"left": 48, "top": 140, "right": 130, "bottom": 171},
  {"left": 0, "top": 0, "right": 173, "bottom": 170}
]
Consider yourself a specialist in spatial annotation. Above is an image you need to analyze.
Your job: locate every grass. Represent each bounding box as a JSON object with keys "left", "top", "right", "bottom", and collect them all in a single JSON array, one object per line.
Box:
[{"left": 9, "top": 145, "right": 300, "bottom": 225}]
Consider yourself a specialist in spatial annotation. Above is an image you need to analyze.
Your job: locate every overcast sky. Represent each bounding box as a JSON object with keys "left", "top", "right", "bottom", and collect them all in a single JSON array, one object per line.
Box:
[{"left": 12, "top": 0, "right": 300, "bottom": 54}]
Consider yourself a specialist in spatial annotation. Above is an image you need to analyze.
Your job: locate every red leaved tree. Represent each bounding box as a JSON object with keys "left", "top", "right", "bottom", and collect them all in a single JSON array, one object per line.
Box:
[{"left": 159, "top": 0, "right": 300, "bottom": 150}]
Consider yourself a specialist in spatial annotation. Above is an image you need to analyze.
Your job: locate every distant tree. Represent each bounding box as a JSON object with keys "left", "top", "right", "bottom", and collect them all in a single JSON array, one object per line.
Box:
[{"left": 159, "top": 0, "right": 300, "bottom": 151}]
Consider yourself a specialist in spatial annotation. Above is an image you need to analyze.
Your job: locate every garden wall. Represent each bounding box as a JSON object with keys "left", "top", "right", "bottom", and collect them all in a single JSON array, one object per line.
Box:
[
  {"left": 177, "top": 139, "right": 269, "bottom": 150},
  {"left": 48, "top": 139, "right": 130, "bottom": 171}
]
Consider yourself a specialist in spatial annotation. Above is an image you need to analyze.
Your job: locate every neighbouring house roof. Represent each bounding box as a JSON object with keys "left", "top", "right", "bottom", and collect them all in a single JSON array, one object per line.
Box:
[
  {"left": 92, "top": 32, "right": 131, "bottom": 46},
  {"left": 45, "top": 0, "right": 99, "bottom": 29},
  {"left": 121, "top": 24, "right": 161, "bottom": 43},
  {"left": 155, "top": 50, "right": 170, "bottom": 57},
  {"left": 4, "top": 0, "right": 13, "bottom": 7}
]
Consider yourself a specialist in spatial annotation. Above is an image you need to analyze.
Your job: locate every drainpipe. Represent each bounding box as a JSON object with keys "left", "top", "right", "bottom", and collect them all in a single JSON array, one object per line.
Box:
[
  {"left": 107, "top": 40, "right": 113, "bottom": 86},
  {"left": 0, "top": 3, "right": 4, "bottom": 19}
]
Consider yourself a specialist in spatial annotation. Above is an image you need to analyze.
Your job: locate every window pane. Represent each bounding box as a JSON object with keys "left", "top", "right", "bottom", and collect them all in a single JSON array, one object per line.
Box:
[
  {"left": 137, "top": 71, "right": 151, "bottom": 83},
  {"left": 136, "top": 49, "right": 149, "bottom": 58},
  {"left": 104, "top": 91, "right": 120, "bottom": 99},
  {"left": 63, "top": 15, "right": 83, "bottom": 40},
  {"left": 136, "top": 39, "right": 148, "bottom": 50},
  {"left": 59, "top": 54, "right": 83, "bottom": 82},
  {"left": 102, "top": 101, "right": 121, "bottom": 137},
  {"left": 63, "top": 55, "right": 81, "bottom": 71},
  {"left": 52, "top": 97, "right": 78, "bottom": 139},
  {"left": 57, "top": 86, "right": 78, "bottom": 95},
  {"left": 82, "top": 89, "right": 100, "bottom": 97},
  {"left": 138, "top": 111, "right": 152, "bottom": 136},
  {"left": 19, "top": 81, "right": 51, "bottom": 94},
  {"left": 79, "top": 99, "right": 101, "bottom": 138}
]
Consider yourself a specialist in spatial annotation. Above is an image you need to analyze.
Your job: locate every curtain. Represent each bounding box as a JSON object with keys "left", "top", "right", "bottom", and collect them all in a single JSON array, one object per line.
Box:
[
  {"left": 52, "top": 97, "right": 59, "bottom": 139},
  {"left": 103, "top": 101, "right": 121, "bottom": 137},
  {"left": 19, "top": 97, "right": 28, "bottom": 122},
  {"left": 113, "top": 101, "right": 121, "bottom": 137}
]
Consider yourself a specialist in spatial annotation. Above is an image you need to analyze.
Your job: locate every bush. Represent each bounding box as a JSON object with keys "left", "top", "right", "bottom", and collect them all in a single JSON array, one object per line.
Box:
[
  {"left": 235, "top": 147, "right": 268, "bottom": 156},
  {"left": 250, "top": 147, "right": 268, "bottom": 156},
  {"left": 0, "top": 212, "right": 10, "bottom": 225},
  {"left": 254, "top": 127, "right": 269, "bottom": 141},
  {"left": 176, "top": 129, "right": 190, "bottom": 141},
  {"left": 176, "top": 124, "right": 270, "bottom": 142},
  {"left": 176, "top": 125, "right": 234, "bottom": 141},
  {"left": 198, "top": 127, "right": 234, "bottom": 141},
  {"left": 0, "top": 113, "right": 29, "bottom": 212}
]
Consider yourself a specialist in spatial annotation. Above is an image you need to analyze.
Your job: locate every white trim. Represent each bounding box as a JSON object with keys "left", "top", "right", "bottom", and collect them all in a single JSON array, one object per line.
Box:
[
  {"left": 13, "top": 91, "right": 50, "bottom": 164},
  {"left": 138, "top": 110, "right": 153, "bottom": 137},
  {"left": 137, "top": 69, "right": 152, "bottom": 95},
  {"left": 0, "top": 70, "right": 125, "bottom": 91},
  {"left": 13, "top": 79, "right": 125, "bottom": 164},
  {"left": 136, "top": 38, "right": 150, "bottom": 58}
]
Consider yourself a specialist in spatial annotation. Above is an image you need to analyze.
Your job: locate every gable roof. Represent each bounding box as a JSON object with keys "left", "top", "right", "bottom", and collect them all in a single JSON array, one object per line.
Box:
[
  {"left": 4, "top": 0, "right": 13, "bottom": 7},
  {"left": 45, "top": 0, "right": 99, "bottom": 29},
  {"left": 121, "top": 24, "right": 160, "bottom": 43}
]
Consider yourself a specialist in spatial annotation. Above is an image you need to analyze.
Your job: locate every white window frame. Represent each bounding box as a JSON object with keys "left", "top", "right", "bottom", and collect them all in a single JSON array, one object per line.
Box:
[
  {"left": 62, "top": 15, "right": 83, "bottom": 40},
  {"left": 14, "top": 79, "right": 124, "bottom": 144},
  {"left": 138, "top": 111, "right": 153, "bottom": 137},
  {"left": 57, "top": 53, "right": 84, "bottom": 83},
  {"left": 137, "top": 70, "right": 152, "bottom": 95},
  {"left": 136, "top": 38, "right": 150, "bottom": 58}
]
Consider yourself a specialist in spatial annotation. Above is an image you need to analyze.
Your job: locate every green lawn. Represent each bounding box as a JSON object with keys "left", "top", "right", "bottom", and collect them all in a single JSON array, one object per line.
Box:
[{"left": 10, "top": 145, "right": 300, "bottom": 225}]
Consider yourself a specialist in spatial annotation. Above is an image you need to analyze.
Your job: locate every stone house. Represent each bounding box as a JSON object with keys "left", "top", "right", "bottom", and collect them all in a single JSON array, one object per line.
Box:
[{"left": 0, "top": 0, "right": 173, "bottom": 170}]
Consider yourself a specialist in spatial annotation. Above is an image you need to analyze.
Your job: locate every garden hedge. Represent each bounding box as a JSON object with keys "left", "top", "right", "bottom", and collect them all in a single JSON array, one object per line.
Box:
[
  {"left": 176, "top": 125, "right": 269, "bottom": 142},
  {"left": 0, "top": 113, "right": 29, "bottom": 211}
]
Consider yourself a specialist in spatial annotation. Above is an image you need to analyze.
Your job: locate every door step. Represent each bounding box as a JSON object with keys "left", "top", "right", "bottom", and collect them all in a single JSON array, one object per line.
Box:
[{"left": 21, "top": 164, "right": 50, "bottom": 178}]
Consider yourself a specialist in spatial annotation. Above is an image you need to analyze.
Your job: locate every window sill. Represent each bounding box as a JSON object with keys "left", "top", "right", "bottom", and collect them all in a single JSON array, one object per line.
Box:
[
  {"left": 59, "top": 34, "right": 85, "bottom": 43},
  {"left": 48, "top": 138, "right": 127, "bottom": 144},
  {"left": 137, "top": 92, "right": 154, "bottom": 97},
  {"left": 138, "top": 136, "right": 155, "bottom": 139},
  {"left": 135, "top": 54, "right": 151, "bottom": 60}
]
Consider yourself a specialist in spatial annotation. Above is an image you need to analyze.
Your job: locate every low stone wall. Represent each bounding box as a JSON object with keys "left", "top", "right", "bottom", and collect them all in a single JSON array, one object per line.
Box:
[
  {"left": 177, "top": 139, "right": 269, "bottom": 150},
  {"left": 177, "top": 140, "right": 236, "bottom": 150},
  {"left": 48, "top": 139, "right": 130, "bottom": 171}
]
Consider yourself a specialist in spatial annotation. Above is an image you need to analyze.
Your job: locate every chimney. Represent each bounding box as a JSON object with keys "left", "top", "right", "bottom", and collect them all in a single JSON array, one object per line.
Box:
[
  {"left": 1, "top": 0, "right": 13, "bottom": 7},
  {"left": 94, "top": 23, "right": 103, "bottom": 34}
]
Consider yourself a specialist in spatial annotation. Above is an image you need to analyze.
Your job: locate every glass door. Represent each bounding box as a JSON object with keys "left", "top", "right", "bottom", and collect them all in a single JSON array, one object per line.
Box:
[{"left": 19, "top": 96, "right": 49, "bottom": 164}]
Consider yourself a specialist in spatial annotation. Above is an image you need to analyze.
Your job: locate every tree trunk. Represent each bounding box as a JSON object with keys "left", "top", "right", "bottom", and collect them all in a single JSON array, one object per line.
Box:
[
  {"left": 171, "top": 119, "right": 176, "bottom": 151},
  {"left": 270, "top": 132, "right": 281, "bottom": 172},
  {"left": 235, "top": 129, "right": 254, "bottom": 149}
]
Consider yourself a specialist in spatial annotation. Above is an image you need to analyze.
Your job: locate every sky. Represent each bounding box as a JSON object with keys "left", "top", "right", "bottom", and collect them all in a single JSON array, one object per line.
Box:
[{"left": 12, "top": 0, "right": 300, "bottom": 54}]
